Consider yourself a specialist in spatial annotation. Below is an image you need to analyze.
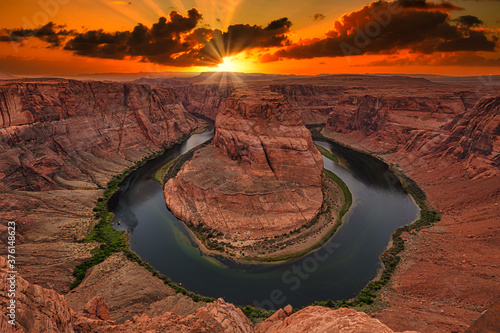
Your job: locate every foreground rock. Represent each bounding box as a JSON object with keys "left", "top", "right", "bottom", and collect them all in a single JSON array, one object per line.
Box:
[
  {"left": 257, "top": 306, "right": 404, "bottom": 333},
  {"left": 164, "top": 88, "right": 324, "bottom": 246},
  {"left": 66, "top": 253, "right": 204, "bottom": 324},
  {"left": 0, "top": 256, "right": 76, "bottom": 333}
]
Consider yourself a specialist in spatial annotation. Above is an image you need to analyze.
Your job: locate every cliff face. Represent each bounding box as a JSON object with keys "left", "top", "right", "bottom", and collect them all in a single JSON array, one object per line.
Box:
[
  {"left": 270, "top": 84, "right": 344, "bottom": 125},
  {"left": 0, "top": 256, "right": 77, "bottom": 333},
  {"left": 324, "top": 92, "right": 499, "bottom": 178},
  {"left": 164, "top": 88, "right": 324, "bottom": 241},
  {"left": 173, "top": 85, "right": 235, "bottom": 119},
  {"left": 213, "top": 89, "right": 323, "bottom": 186},
  {"left": 326, "top": 93, "right": 467, "bottom": 145},
  {"left": 0, "top": 80, "right": 199, "bottom": 191},
  {"left": 433, "top": 97, "right": 500, "bottom": 176}
]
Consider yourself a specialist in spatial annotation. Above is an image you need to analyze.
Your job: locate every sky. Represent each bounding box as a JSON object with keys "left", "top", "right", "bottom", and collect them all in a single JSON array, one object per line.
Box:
[{"left": 0, "top": 0, "right": 499, "bottom": 76}]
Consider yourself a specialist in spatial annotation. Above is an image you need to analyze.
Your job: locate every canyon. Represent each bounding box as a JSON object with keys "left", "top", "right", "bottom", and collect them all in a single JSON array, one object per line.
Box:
[{"left": 0, "top": 74, "right": 498, "bottom": 332}]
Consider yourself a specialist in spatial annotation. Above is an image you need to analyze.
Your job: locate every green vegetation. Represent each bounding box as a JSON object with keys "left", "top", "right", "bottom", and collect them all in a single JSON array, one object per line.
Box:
[
  {"left": 240, "top": 305, "right": 275, "bottom": 323},
  {"left": 324, "top": 169, "right": 352, "bottom": 219},
  {"left": 70, "top": 127, "right": 215, "bottom": 304},
  {"left": 153, "top": 159, "right": 176, "bottom": 185},
  {"left": 315, "top": 143, "right": 339, "bottom": 163}
]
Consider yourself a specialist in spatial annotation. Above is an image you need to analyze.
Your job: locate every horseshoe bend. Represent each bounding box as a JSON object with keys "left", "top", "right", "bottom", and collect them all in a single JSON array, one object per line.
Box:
[
  {"left": 163, "top": 88, "right": 334, "bottom": 258},
  {"left": 0, "top": 74, "right": 498, "bottom": 333}
]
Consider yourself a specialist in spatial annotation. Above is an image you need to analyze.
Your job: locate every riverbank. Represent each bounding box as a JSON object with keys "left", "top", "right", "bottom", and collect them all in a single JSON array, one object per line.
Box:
[
  {"left": 313, "top": 125, "right": 500, "bottom": 333},
  {"left": 159, "top": 141, "right": 353, "bottom": 262},
  {"left": 70, "top": 123, "right": 215, "bottom": 304}
]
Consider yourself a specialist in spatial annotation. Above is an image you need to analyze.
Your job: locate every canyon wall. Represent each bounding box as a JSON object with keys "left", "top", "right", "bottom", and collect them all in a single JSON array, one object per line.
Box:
[
  {"left": 0, "top": 79, "right": 199, "bottom": 191},
  {"left": 269, "top": 84, "right": 344, "bottom": 125},
  {"left": 0, "top": 76, "right": 498, "bottom": 332},
  {"left": 325, "top": 93, "right": 499, "bottom": 177},
  {"left": 0, "top": 79, "right": 200, "bottom": 303},
  {"left": 322, "top": 87, "right": 500, "bottom": 332},
  {"left": 173, "top": 85, "right": 235, "bottom": 119}
]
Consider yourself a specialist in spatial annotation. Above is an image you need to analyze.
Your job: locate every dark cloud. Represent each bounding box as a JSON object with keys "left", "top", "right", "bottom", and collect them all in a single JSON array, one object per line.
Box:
[
  {"left": 269, "top": 0, "right": 497, "bottom": 61},
  {"left": 396, "top": 0, "right": 463, "bottom": 10},
  {"left": 197, "top": 17, "right": 291, "bottom": 64},
  {"left": 314, "top": 13, "right": 326, "bottom": 21},
  {"left": 455, "top": 15, "right": 483, "bottom": 27},
  {"left": 61, "top": 9, "right": 290, "bottom": 67},
  {"left": 0, "top": 22, "right": 75, "bottom": 47},
  {"left": 64, "top": 30, "right": 132, "bottom": 59}
]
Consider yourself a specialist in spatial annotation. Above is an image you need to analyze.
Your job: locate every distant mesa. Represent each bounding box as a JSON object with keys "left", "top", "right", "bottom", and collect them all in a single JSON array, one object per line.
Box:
[
  {"left": 0, "top": 72, "right": 18, "bottom": 80},
  {"left": 164, "top": 87, "right": 324, "bottom": 245}
]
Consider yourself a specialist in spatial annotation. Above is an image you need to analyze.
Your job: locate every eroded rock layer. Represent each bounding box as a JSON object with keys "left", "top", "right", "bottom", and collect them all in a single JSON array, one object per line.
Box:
[
  {"left": 164, "top": 88, "right": 323, "bottom": 240},
  {"left": 0, "top": 79, "right": 198, "bottom": 191}
]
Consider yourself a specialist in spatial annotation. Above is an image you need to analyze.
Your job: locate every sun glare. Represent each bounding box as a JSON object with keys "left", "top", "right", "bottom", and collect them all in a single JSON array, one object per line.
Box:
[{"left": 216, "top": 57, "right": 240, "bottom": 72}]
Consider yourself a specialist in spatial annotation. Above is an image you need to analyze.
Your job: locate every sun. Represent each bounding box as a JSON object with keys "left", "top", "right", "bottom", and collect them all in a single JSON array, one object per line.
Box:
[{"left": 216, "top": 56, "right": 240, "bottom": 72}]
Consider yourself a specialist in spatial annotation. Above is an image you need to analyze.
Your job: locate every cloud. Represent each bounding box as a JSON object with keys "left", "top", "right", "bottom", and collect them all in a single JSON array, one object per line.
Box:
[
  {"left": 396, "top": 0, "right": 463, "bottom": 11},
  {"left": 314, "top": 13, "right": 326, "bottom": 21},
  {"left": 196, "top": 17, "right": 291, "bottom": 64},
  {"left": 455, "top": 15, "right": 483, "bottom": 27},
  {"left": 61, "top": 9, "right": 291, "bottom": 67},
  {"left": 0, "top": 22, "right": 75, "bottom": 47},
  {"left": 268, "top": 0, "right": 497, "bottom": 61}
]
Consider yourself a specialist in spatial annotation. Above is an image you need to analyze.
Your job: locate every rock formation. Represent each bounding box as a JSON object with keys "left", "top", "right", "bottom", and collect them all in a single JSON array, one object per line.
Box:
[
  {"left": 173, "top": 84, "right": 235, "bottom": 119},
  {"left": 164, "top": 88, "right": 324, "bottom": 242},
  {"left": 0, "top": 79, "right": 199, "bottom": 191},
  {"left": 256, "top": 306, "right": 399, "bottom": 333},
  {"left": 0, "top": 256, "right": 77, "bottom": 333},
  {"left": 270, "top": 84, "right": 344, "bottom": 125}
]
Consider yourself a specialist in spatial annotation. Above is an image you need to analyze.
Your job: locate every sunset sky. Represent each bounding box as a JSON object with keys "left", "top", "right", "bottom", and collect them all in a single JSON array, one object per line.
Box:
[{"left": 0, "top": 0, "right": 499, "bottom": 76}]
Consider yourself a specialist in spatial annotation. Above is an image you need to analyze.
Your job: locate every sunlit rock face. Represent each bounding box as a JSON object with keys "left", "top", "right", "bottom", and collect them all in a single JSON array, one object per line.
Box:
[{"left": 164, "top": 87, "right": 324, "bottom": 240}]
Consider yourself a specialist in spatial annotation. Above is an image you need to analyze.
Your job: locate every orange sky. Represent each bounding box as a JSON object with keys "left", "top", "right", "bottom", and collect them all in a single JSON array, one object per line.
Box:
[{"left": 0, "top": 0, "right": 499, "bottom": 76}]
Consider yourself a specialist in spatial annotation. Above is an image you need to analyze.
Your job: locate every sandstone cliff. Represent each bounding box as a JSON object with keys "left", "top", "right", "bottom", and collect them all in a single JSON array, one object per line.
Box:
[
  {"left": 0, "top": 79, "right": 200, "bottom": 297},
  {"left": 173, "top": 84, "right": 235, "bottom": 119},
  {"left": 321, "top": 87, "right": 500, "bottom": 332},
  {"left": 0, "top": 79, "right": 199, "bottom": 191},
  {"left": 270, "top": 84, "right": 344, "bottom": 125},
  {"left": 164, "top": 88, "right": 324, "bottom": 243},
  {"left": 324, "top": 91, "right": 499, "bottom": 178}
]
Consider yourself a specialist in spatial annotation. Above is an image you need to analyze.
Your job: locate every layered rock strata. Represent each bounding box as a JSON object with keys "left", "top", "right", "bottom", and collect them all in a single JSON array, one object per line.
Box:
[
  {"left": 0, "top": 79, "right": 199, "bottom": 191},
  {"left": 164, "top": 88, "right": 324, "bottom": 241}
]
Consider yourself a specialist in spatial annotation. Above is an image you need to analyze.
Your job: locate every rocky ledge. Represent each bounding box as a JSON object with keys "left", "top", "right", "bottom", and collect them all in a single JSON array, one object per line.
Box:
[{"left": 164, "top": 87, "right": 324, "bottom": 249}]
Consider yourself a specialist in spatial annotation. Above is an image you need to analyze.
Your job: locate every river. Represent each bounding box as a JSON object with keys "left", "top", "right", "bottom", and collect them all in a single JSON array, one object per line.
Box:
[{"left": 110, "top": 128, "right": 419, "bottom": 309}]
